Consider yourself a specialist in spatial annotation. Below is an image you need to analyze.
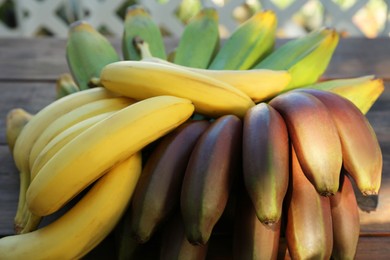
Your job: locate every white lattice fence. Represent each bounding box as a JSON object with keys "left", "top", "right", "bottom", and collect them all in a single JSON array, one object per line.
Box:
[{"left": 0, "top": 0, "right": 388, "bottom": 37}]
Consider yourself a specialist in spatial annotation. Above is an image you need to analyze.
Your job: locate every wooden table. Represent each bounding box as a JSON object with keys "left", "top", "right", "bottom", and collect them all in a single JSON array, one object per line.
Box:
[{"left": 0, "top": 37, "right": 389, "bottom": 259}]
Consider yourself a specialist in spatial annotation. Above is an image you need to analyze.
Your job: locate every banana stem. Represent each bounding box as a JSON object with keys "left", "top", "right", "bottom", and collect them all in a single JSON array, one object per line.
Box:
[
  {"left": 19, "top": 212, "right": 42, "bottom": 234},
  {"left": 133, "top": 36, "right": 153, "bottom": 59}
]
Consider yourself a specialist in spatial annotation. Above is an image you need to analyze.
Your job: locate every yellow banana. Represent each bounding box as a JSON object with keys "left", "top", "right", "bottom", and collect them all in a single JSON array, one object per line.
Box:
[
  {"left": 100, "top": 60, "right": 254, "bottom": 118},
  {"left": 135, "top": 38, "right": 291, "bottom": 103},
  {"left": 55, "top": 73, "right": 79, "bottom": 99},
  {"left": 26, "top": 96, "right": 194, "bottom": 217},
  {"left": 6, "top": 108, "right": 33, "bottom": 153},
  {"left": 0, "top": 153, "right": 142, "bottom": 259},
  {"left": 28, "top": 97, "right": 134, "bottom": 170},
  {"left": 12, "top": 87, "right": 116, "bottom": 231}
]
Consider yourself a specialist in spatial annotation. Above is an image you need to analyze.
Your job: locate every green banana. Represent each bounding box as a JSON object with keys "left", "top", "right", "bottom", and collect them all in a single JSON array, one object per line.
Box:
[
  {"left": 330, "top": 170, "right": 360, "bottom": 260},
  {"left": 254, "top": 28, "right": 339, "bottom": 90},
  {"left": 305, "top": 75, "right": 384, "bottom": 114},
  {"left": 242, "top": 102, "right": 289, "bottom": 225},
  {"left": 122, "top": 4, "right": 166, "bottom": 60},
  {"left": 285, "top": 146, "right": 333, "bottom": 259},
  {"left": 208, "top": 10, "right": 277, "bottom": 70},
  {"left": 66, "top": 21, "right": 119, "bottom": 90},
  {"left": 173, "top": 7, "right": 219, "bottom": 68},
  {"left": 55, "top": 73, "right": 80, "bottom": 99},
  {"left": 130, "top": 120, "right": 210, "bottom": 243},
  {"left": 181, "top": 115, "right": 242, "bottom": 245}
]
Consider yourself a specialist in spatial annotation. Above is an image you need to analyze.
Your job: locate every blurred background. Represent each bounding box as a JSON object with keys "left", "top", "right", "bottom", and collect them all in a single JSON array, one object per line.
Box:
[{"left": 0, "top": 0, "right": 389, "bottom": 38}]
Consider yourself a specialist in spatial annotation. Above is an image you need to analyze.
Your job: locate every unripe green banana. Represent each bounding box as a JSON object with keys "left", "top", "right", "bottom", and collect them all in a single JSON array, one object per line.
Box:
[
  {"left": 330, "top": 170, "right": 360, "bottom": 260},
  {"left": 26, "top": 96, "right": 194, "bottom": 217},
  {"left": 285, "top": 146, "right": 333, "bottom": 259},
  {"left": 233, "top": 188, "right": 281, "bottom": 260},
  {"left": 160, "top": 211, "right": 209, "bottom": 260},
  {"left": 254, "top": 28, "right": 339, "bottom": 89},
  {"left": 0, "top": 153, "right": 142, "bottom": 259},
  {"left": 269, "top": 91, "right": 342, "bottom": 196},
  {"left": 122, "top": 4, "right": 166, "bottom": 60},
  {"left": 130, "top": 120, "right": 210, "bottom": 243},
  {"left": 208, "top": 10, "right": 277, "bottom": 70},
  {"left": 173, "top": 8, "right": 219, "bottom": 68},
  {"left": 305, "top": 75, "right": 384, "bottom": 114},
  {"left": 299, "top": 89, "right": 382, "bottom": 195},
  {"left": 242, "top": 102, "right": 289, "bottom": 225},
  {"left": 6, "top": 108, "right": 33, "bottom": 153},
  {"left": 100, "top": 60, "right": 255, "bottom": 118},
  {"left": 181, "top": 115, "right": 242, "bottom": 245},
  {"left": 66, "top": 21, "right": 119, "bottom": 90},
  {"left": 55, "top": 73, "right": 79, "bottom": 99}
]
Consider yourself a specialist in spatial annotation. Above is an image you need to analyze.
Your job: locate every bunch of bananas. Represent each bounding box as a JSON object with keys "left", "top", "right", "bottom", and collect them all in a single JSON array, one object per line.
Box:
[{"left": 2, "top": 4, "right": 385, "bottom": 259}]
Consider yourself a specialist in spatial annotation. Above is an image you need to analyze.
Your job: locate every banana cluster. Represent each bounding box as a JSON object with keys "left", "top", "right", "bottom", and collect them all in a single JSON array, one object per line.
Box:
[{"left": 2, "top": 4, "right": 385, "bottom": 260}]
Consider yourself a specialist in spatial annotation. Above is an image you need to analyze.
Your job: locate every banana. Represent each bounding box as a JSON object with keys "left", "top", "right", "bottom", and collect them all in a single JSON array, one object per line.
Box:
[
  {"left": 330, "top": 169, "right": 360, "bottom": 260},
  {"left": 122, "top": 4, "right": 166, "bottom": 60},
  {"left": 285, "top": 146, "right": 333, "bottom": 259},
  {"left": 135, "top": 38, "right": 291, "bottom": 103},
  {"left": 173, "top": 7, "right": 219, "bottom": 68},
  {"left": 100, "top": 60, "right": 254, "bottom": 118},
  {"left": 12, "top": 87, "right": 116, "bottom": 230},
  {"left": 298, "top": 89, "right": 382, "bottom": 195},
  {"left": 242, "top": 102, "right": 289, "bottom": 225},
  {"left": 31, "top": 111, "right": 116, "bottom": 180},
  {"left": 26, "top": 95, "right": 194, "bottom": 217},
  {"left": 0, "top": 153, "right": 142, "bottom": 259},
  {"left": 28, "top": 97, "right": 134, "bottom": 170},
  {"left": 305, "top": 75, "right": 385, "bottom": 114},
  {"left": 160, "top": 211, "right": 209, "bottom": 260},
  {"left": 55, "top": 73, "right": 80, "bottom": 99},
  {"left": 66, "top": 21, "right": 119, "bottom": 90},
  {"left": 233, "top": 188, "right": 281, "bottom": 260},
  {"left": 269, "top": 90, "right": 342, "bottom": 196},
  {"left": 181, "top": 115, "right": 242, "bottom": 245},
  {"left": 254, "top": 28, "right": 339, "bottom": 89},
  {"left": 6, "top": 108, "right": 33, "bottom": 153},
  {"left": 130, "top": 120, "right": 210, "bottom": 243},
  {"left": 208, "top": 10, "right": 277, "bottom": 70}
]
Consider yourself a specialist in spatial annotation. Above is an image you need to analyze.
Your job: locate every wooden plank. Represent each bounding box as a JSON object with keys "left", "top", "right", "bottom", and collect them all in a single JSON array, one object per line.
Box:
[{"left": 0, "top": 38, "right": 389, "bottom": 81}]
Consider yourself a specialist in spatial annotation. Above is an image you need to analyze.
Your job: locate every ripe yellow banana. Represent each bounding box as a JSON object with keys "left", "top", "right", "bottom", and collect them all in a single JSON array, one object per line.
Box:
[
  {"left": 242, "top": 102, "right": 289, "bottom": 225},
  {"left": 100, "top": 60, "right": 255, "bottom": 118},
  {"left": 26, "top": 96, "right": 194, "bottom": 216},
  {"left": 269, "top": 90, "right": 342, "bottom": 196},
  {"left": 0, "top": 153, "right": 142, "bottom": 259},
  {"left": 12, "top": 87, "right": 116, "bottom": 230},
  {"left": 134, "top": 38, "right": 291, "bottom": 103},
  {"left": 28, "top": 97, "right": 134, "bottom": 170},
  {"left": 6, "top": 108, "right": 33, "bottom": 153},
  {"left": 299, "top": 89, "right": 382, "bottom": 195}
]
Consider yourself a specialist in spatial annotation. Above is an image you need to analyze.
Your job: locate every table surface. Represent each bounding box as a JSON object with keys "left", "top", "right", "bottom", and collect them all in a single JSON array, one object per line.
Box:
[{"left": 0, "top": 37, "right": 389, "bottom": 258}]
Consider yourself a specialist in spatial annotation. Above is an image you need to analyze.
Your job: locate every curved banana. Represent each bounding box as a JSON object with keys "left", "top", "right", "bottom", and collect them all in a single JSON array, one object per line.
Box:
[
  {"left": 28, "top": 97, "right": 133, "bottom": 170},
  {"left": 208, "top": 10, "right": 277, "bottom": 70},
  {"left": 6, "top": 108, "right": 33, "bottom": 153},
  {"left": 305, "top": 75, "right": 384, "bottom": 114},
  {"left": 12, "top": 87, "right": 116, "bottom": 230},
  {"left": 285, "top": 146, "right": 333, "bottom": 259},
  {"left": 181, "top": 115, "right": 242, "bottom": 245},
  {"left": 254, "top": 28, "right": 339, "bottom": 89},
  {"left": 26, "top": 96, "right": 194, "bottom": 216},
  {"left": 269, "top": 90, "right": 342, "bottom": 196},
  {"left": 173, "top": 7, "right": 219, "bottom": 68},
  {"left": 130, "top": 120, "right": 210, "bottom": 243},
  {"left": 242, "top": 102, "right": 289, "bottom": 225},
  {"left": 100, "top": 60, "right": 255, "bottom": 118},
  {"left": 135, "top": 38, "right": 291, "bottom": 103},
  {"left": 330, "top": 170, "right": 360, "bottom": 260},
  {"left": 55, "top": 73, "right": 79, "bottom": 99},
  {"left": 66, "top": 21, "right": 119, "bottom": 90},
  {"left": 299, "top": 89, "right": 382, "bottom": 195},
  {"left": 122, "top": 4, "right": 166, "bottom": 60},
  {"left": 0, "top": 153, "right": 142, "bottom": 259}
]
